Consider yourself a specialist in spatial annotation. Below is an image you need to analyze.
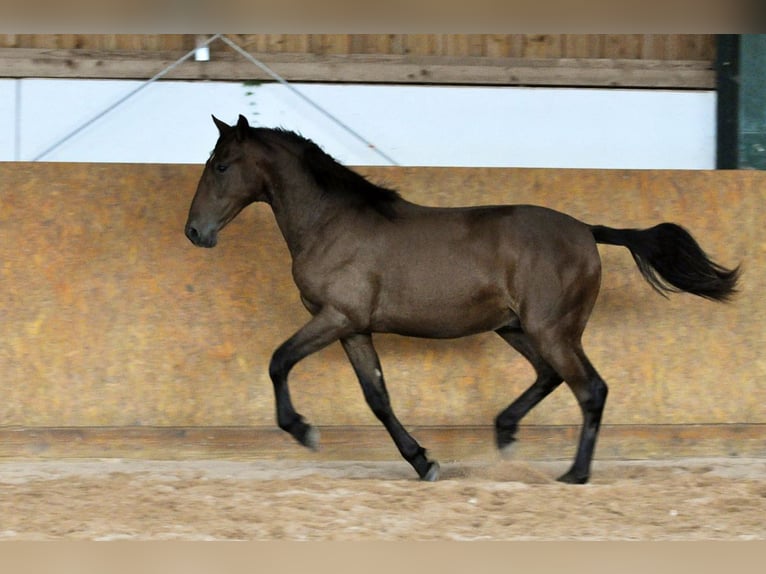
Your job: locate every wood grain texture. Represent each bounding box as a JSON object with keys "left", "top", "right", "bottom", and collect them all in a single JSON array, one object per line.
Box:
[
  {"left": 0, "top": 165, "right": 761, "bottom": 436},
  {"left": 0, "top": 49, "right": 715, "bottom": 88},
  {"left": 0, "top": 35, "right": 716, "bottom": 60},
  {"left": 0, "top": 425, "right": 762, "bottom": 461},
  {"left": 0, "top": 35, "right": 716, "bottom": 88}
]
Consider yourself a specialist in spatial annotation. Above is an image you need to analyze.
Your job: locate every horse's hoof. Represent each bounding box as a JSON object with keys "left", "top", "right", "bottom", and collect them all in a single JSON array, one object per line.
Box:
[
  {"left": 556, "top": 470, "right": 589, "bottom": 484},
  {"left": 422, "top": 461, "right": 440, "bottom": 482},
  {"left": 497, "top": 438, "right": 517, "bottom": 459},
  {"left": 495, "top": 428, "right": 517, "bottom": 452},
  {"left": 302, "top": 426, "right": 320, "bottom": 452}
]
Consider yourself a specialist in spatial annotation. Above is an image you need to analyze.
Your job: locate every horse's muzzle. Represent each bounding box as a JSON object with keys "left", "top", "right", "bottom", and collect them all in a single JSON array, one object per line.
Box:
[{"left": 185, "top": 222, "right": 217, "bottom": 248}]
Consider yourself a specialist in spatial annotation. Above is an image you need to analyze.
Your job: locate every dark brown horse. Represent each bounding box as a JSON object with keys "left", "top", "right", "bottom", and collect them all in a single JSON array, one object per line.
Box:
[{"left": 185, "top": 115, "right": 739, "bottom": 483}]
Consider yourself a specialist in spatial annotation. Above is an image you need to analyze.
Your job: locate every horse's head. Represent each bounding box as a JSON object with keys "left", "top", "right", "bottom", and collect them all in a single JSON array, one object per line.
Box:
[{"left": 185, "top": 114, "right": 270, "bottom": 248}]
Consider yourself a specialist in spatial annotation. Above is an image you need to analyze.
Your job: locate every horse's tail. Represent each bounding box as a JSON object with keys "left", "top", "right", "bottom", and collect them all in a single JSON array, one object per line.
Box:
[{"left": 590, "top": 223, "right": 740, "bottom": 302}]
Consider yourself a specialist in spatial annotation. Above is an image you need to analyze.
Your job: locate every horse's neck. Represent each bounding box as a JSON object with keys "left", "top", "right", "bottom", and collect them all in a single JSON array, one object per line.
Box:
[{"left": 268, "top": 170, "right": 343, "bottom": 258}]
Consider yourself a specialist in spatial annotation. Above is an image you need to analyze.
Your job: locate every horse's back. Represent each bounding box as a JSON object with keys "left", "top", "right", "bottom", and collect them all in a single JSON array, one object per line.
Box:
[
  {"left": 350, "top": 202, "right": 602, "bottom": 338},
  {"left": 391, "top": 203, "right": 598, "bottom": 272}
]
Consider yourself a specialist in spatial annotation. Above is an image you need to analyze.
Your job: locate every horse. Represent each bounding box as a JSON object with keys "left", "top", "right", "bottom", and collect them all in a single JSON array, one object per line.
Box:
[{"left": 185, "top": 114, "right": 739, "bottom": 484}]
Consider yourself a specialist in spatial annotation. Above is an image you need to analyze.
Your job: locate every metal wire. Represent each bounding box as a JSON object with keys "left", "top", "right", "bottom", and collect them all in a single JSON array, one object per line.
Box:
[
  {"left": 218, "top": 35, "right": 399, "bottom": 166},
  {"left": 30, "top": 34, "right": 397, "bottom": 165},
  {"left": 32, "top": 34, "right": 223, "bottom": 161}
]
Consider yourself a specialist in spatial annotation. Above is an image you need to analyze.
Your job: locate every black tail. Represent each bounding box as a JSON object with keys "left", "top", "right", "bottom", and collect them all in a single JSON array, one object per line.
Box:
[{"left": 590, "top": 223, "right": 740, "bottom": 302}]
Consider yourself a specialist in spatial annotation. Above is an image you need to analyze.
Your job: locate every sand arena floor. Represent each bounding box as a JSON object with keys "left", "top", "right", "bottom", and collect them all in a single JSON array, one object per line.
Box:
[{"left": 0, "top": 456, "right": 763, "bottom": 541}]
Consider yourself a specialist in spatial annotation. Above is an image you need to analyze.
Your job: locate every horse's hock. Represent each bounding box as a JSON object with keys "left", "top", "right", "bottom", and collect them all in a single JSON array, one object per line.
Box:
[{"left": 0, "top": 163, "right": 763, "bottom": 460}]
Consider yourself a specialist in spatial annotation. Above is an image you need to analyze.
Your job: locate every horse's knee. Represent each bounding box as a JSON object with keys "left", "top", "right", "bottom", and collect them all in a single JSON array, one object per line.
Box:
[
  {"left": 549, "top": 351, "right": 607, "bottom": 415},
  {"left": 587, "top": 378, "right": 608, "bottom": 409},
  {"left": 358, "top": 369, "right": 394, "bottom": 418},
  {"left": 268, "top": 350, "right": 291, "bottom": 383},
  {"left": 577, "top": 377, "right": 608, "bottom": 418}
]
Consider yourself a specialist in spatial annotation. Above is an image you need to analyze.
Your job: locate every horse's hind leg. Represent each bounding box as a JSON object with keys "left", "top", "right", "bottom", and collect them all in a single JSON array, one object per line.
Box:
[
  {"left": 494, "top": 326, "right": 563, "bottom": 451},
  {"left": 341, "top": 334, "right": 439, "bottom": 481},
  {"left": 539, "top": 342, "right": 608, "bottom": 484},
  {"left": 495, "top": 326, "right": 607, "bottom": 483}
]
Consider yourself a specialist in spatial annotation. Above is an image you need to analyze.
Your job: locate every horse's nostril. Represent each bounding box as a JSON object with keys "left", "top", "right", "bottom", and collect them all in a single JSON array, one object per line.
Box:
[
  {"left": 185, "top": 223, "right": 200, "bottom": 243},
  {"left": 185, "top": 222, "right": 217, "bottom": 248}
]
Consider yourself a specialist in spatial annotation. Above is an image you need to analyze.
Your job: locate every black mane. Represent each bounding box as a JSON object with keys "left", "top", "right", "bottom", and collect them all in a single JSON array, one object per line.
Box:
[{"left": 257, "top": 128, "right": 401, "bottom": 219}]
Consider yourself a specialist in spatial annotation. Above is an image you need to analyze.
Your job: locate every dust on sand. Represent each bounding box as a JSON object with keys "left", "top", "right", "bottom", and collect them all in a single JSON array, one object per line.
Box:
[{"left": 0, "top": 457, "right": 763, "bottom": 540}]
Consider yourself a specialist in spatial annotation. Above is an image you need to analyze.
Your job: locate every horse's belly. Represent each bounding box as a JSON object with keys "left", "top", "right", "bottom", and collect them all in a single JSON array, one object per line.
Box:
[{"left": 371, "top": 284, "right": 515, "bottom": 339}]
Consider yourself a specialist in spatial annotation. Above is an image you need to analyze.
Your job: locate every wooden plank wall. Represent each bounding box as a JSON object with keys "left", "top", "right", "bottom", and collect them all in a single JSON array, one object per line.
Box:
[
  {"left": 0, "top": 34, "right": 715, "bottom": 60},
  {"left": 0, "top": 163, "right": 762, "bottom": 461},
  {"left": 0, "top": 35, "right": 716, "bottom": 88}
]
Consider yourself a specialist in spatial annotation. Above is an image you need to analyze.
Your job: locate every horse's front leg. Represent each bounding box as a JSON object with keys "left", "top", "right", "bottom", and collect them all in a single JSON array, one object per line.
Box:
[
  {"left": 269, "top": 307, "right": 353, "bottom": 450},
  {"left": 341, "top": 334, "right": 440, "bottom": 481}
]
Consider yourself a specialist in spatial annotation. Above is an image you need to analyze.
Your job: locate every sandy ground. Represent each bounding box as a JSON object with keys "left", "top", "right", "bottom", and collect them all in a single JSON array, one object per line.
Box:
[{"left": 0, "top": 457, "right": 763, "bottom": 541}]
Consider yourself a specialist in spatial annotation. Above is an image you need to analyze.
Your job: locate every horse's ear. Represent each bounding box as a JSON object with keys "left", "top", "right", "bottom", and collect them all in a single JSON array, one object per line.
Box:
[
  {"left": 235, "top": 114, "right": 250, "bottom": 141},
  {"left": 212, "top": 115, "right": 230, "bottom": 135}
]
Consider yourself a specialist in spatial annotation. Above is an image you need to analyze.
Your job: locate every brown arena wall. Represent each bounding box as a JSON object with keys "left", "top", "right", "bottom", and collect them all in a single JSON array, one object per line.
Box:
[{"left": 0, "top": 163, "right": 763, "bottom": 457}]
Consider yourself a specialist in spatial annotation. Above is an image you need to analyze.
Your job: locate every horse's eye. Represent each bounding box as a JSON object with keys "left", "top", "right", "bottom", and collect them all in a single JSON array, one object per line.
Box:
[{"left": 215, "top": 163, "right": 228, "bottom": 174}]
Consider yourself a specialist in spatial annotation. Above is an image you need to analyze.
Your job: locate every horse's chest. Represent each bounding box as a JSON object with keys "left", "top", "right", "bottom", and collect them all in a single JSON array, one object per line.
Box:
[{"left": 291, "top": 252, "right": 370, "bottom": 303}]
